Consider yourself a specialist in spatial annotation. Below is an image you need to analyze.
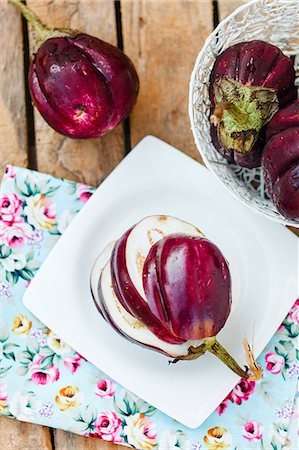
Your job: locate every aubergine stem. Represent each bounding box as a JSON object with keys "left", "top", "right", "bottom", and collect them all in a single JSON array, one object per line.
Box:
[
  {"left": 10, "top": 0, "right": 77, "bottom": 48},
  {"left": 171, "top": 336, "right": 258, "bottom": 380},
  {"left": 205, "top": 337, "right": 249, "bottom": 379}
]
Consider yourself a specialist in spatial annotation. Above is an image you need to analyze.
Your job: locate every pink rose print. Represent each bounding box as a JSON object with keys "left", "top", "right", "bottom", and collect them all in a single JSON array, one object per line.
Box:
[
  {"left": 77, "top": 353, "right": 87, "bottom": 361},
  {"left": 288, "top": 299, "right": 299, "bottom": 324},
  {"left": 93, "top": 411, "right": 123, "bottom": 442},
  {"left": 95, "top": 378, "right": 115, "bottom": 398},
  {"left": 76, "top": 184, "right": 94, "bottom": 203},
  {"left": 28, "top": 354, "right": 60, "bottom": 385},
  {"left": 0, "top": 220, "right": 32, "bottom": 248},
  {"left": 0, "top": 380, "right": 8, "bottom": 411},
  {"left": 216, "top": 400, "right": 228, "bottom": 415},
  {"left": 63, "top": 355, "right": 81, "bottom": 374},
  {"left": 216, "top": 379, "right": 256, "bottom": 414},
  {"left": 265, "top": 352, "right": 285, "bottom": 374},
  {"left": 0, "top": 193, "right": 22, "bottom": 223},
  {"left": 243, "top": 421, "right": 263, "bottom": 441},
  {"left": 229, "top": 379, "right": 255, "bottom": 405},
  {"left": 4, "top": 165, "right": 16, "bottom": 179}
]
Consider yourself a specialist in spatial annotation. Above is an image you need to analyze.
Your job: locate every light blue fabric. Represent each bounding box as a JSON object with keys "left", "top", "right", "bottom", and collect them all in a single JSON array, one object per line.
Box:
[{"left": 0, "top": 165, "right": 298, "bottom": 450}]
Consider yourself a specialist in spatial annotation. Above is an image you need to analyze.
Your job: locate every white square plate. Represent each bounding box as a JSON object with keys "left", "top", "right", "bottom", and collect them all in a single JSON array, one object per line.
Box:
[{"left": 24, "top": 136, "right": 298, "bottom": 428}]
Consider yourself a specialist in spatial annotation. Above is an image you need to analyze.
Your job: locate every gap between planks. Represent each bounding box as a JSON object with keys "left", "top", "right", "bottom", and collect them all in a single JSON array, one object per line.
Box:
[
  {"left": 115, "top": 0, "right": 132, "bottom": 154},
  {"left": 21, "top": 3, "right": 37, "bottom": 170}
]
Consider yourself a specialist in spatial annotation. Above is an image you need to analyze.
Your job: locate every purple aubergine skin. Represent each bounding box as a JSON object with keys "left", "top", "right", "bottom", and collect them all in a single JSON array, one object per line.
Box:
[
  {"left": 111, "top": 230, "right": 185, "bottom": 344},
  {"left": 266, "top": 99, "right": 299, "bottom": 140},
  {"left": 262, "top": 128, "right": 299, "bottom": 197},
  {"left": 210, "top": 123, "right": 235, "bottom": 163},
  {"left": 233, "top": 138, "right": 264, "bottom": 168},
  {"left": 272, "top": 163, "right": 299, "bottom": 220},
  {"left": 94, "top": 270, "right": 177, "bottom": 357},
  {"left": 211, "top": 123, "right": 264, "bottom": 168},
  {"left": 143, "top": 235, "right": 232, "bottom": 341},
  {"left": 209, "top": 40, "right": 296, "bottom": 165},
  {"left": 29, "top": 34, "right": 139, "bottom": 139},
  {"left": 210, "top": 41, "right": 296, "bottom": 107},
  {"left": 89, "top": 250, "right": 178, "bottom": 357}
]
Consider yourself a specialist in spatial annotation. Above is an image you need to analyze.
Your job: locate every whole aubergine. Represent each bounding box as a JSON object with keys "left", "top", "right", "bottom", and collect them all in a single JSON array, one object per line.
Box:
[
  {"left": 91, "top": 215, "right": 261, "bottom": 380},
  {"left": 262, "top": 100, "right": 299, "bottom": 221},
  {"left": 11, "top": 0, "right": 139, "bottom": 139},
  {"left": 209, "top": 41, "right": 296, "bottom": 167}
]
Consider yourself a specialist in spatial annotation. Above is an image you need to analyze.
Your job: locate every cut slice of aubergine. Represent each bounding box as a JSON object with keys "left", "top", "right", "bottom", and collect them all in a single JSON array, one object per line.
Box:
[
  {"left": 111, "top": 215, "right": 204, "bottom": 343},
  {"left": 90, "top": 242, "right": 118, "bottom": 325},
  {"left": 91, "top": 242, "right": 203, "bottom": 357},
  {"left": 126, "top": 215, "right": 204, "bottom": 300}
]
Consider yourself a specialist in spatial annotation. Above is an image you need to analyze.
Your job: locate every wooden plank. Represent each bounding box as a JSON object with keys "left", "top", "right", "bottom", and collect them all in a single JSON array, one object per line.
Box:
[
  {"left": 26, "top": 0, "right": 125, "bottom": 186},
  {"left": 0, "top": 417, "right": 52, "bottom": 450},
  {"left": 54, "top": 429, "right": 124, "bottom": 450},
  {"left": 121, "top": 0, "right": 214, "bottom": 161},
  {"left": 0, "top": 0, "right": 52, "bottom": 447},
  {"left": 0, "top": 0, "right": 28, "bottom": 169},
  {"left": 218, "top": 0, "right": 247, "bottom": 21}
]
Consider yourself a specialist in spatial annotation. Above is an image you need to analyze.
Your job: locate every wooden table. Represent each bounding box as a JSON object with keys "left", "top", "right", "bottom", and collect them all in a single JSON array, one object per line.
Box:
[{"left": 2, "top": 1, "right": 296, "bottom": 449}]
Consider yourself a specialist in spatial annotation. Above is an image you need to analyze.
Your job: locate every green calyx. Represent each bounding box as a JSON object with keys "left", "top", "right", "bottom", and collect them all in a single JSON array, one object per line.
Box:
[
  {"left": 210, "top": 77, "right": 279, "bottom": 153},
  {"left": 10, "top": 0, "right": 78, "bottom": 51}
]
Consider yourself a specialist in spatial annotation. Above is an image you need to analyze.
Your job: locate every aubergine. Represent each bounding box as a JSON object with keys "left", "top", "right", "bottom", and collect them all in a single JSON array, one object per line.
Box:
[
  {"left": 91, "top": 216, "right": 261, "bottom": 379},
  {"left": 262, "top": 100, "right": 299, "bottom": 221},
  {"left": 209, "top": 41, "right": 296, "bottom": 167}
]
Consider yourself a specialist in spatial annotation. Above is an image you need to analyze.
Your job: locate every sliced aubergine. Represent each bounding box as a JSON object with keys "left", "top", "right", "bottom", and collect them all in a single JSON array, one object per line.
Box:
[
  {"left": 111, "top": 215, "right": 203, "bottom": 343},
  {"left": 91, "top": 241, "right": 202, "bottom": 357},
  {"left": 90, "top": 215, "right": 261, "bottom": 380}
]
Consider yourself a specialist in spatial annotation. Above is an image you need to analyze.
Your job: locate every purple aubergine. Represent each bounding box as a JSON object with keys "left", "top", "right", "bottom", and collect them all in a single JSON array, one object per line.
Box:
[
  {"left": 143, "top": 234, "right": 231, "bottom": 341},
  {"left": 233, "top": 138, "right": 264, "bottom": 169},
  {"left": 262, "top": 128, "right": 299, "bottom": 194},
  {"left": 210, "top": 122, "right": 235, "bottom": 163},
  {"left": 30, "top": 35, "right": 139, "bottom": 139},
  {"left": 110, "top": 215, "right": 203, "bottom": 344},
  {"left": 209, "top": 41, "right": 296, "bottom": 163},
  {"left": 262, "top": 100, "right": 299, "bottom": 221},
  {"left": 110, "top": 229, "right": 185, "bottom": 344},
  {"left": 12, "top": 0, "right": 139, "bottom": 139},
  {"left": 266, "top": 99, "right": 299, "bottom": 140},
  {"left": 211, "top": 123, "right": 265, "bottom": 168},
  {"left": 272, "top": 164, "right": 299, "bottom": 221},
  {"left": 90, "top": 215, "right": 256, "bottom": 379}
]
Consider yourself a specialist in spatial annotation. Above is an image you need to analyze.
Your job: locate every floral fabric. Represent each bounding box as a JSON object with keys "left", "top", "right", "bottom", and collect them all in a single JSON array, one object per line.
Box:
[{"left": 0, "top": 165, "right": 298, "bottom": 450}]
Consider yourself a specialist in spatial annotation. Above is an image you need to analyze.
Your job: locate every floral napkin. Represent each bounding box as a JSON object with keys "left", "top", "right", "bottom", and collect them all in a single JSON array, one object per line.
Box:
[{"left": 0, "top": 165, "right": 298, "bottom": 450}]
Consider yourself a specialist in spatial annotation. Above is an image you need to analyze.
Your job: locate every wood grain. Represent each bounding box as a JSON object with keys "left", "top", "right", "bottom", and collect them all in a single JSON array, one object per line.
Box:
[
  {"left": 0, "top": 0, "right": 28, "bottom": 170},
  {"left": 53, "top": 429, "right": 124, "bottom": 450},
  {"left": 26, "top": 0, "right": 125, "bottom": 186},
  {"left": 218, "top": 0, "right": 247, "bottom": 20},
  {"left": 0, "top": 417, "right": 52, "bottom": 450},
  {"left": 121, "top": 0, "right": 214, "bottom": 161}
]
